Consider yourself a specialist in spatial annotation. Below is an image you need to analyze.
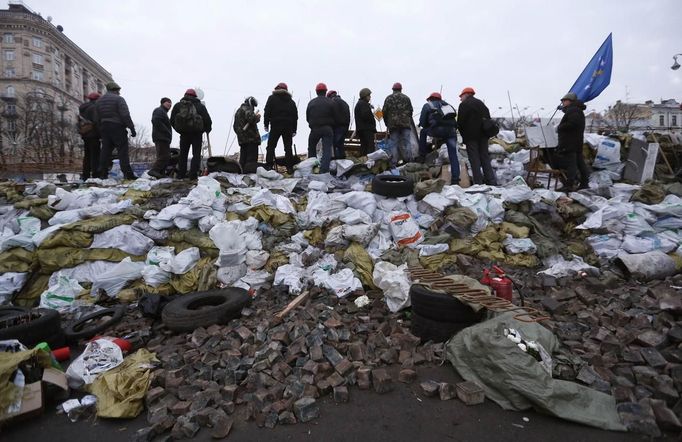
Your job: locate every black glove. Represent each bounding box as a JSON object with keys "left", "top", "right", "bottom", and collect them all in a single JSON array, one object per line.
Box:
[{"left": 130, "top": 128, "right": 137, "bottom": 137}]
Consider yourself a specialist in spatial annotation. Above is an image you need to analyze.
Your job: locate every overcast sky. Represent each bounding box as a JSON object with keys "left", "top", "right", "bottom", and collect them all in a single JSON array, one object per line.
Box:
[{"left": 21, "top": 0, "right": 682, "bottom": 152}]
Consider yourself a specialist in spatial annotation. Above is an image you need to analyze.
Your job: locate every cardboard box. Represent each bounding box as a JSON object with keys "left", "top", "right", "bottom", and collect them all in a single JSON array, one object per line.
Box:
[{"left": 1, "top": 368, "right": 68, "bottom": 424}]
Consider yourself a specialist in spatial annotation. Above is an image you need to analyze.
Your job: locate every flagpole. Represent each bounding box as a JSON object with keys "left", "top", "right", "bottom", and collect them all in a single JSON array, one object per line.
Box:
[
  {"left": 507, "top": 90, "right": 515, "bottom": 126},
  {"left": 546, "top": 107, "right": 559, "bottom": 126}
]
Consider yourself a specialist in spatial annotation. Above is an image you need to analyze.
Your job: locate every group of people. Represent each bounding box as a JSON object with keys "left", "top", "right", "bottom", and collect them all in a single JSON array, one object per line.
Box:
[{"left": 78, "top": 81, "right": 589, "bottom": 191}]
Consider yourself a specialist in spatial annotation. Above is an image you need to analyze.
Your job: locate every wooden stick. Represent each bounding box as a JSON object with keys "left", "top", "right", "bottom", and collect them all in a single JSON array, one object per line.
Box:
[
  {"left": 651, "top": 132, "right": 674, "bottom": 175},
  {"left": 275, "top": 290, "right": 310, "bottom": 319}
]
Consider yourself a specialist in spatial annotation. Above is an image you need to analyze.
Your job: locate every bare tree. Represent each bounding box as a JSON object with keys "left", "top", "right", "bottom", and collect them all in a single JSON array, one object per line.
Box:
[
  {"left": 128, "top": 124, "right": 155, "bottom": 164},
  {"left": 605, "top": 100, "right": 649, "bottom": 132}
]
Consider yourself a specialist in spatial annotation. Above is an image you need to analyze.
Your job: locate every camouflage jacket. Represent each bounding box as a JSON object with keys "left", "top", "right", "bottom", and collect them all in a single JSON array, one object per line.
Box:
[
  {"left": 233, "top": 103, "right": 261, "bottom": 145},
  {"left": 382, "top": 91, "right": 413, "bottom": 129}
]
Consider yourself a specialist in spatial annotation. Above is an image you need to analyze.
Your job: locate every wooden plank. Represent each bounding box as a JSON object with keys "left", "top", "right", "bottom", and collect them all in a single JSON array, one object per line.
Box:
[{"left": 275, "top": 290, "right": 311, "bottom": 319}]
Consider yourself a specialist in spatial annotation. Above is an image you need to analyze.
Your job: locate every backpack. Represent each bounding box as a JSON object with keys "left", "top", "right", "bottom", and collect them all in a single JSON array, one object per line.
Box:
[
  {"left": 78, "top": 115, "right": 95, "bottom": 136},
  {"left": 174, "top": 99, "right": 204, "bottom": 133},
  {"left": 481, "top": 117, "right": 500, "bottom": 138}
]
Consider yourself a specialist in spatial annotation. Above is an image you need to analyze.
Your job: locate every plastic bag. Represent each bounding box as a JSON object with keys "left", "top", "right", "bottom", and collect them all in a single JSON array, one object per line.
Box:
[
  {"left": 372, "top": 261, "right": 411, "bottom": 312},
  {"left": 503, "top": 236, "right": 537, "bottom": 255},
  {"left": 39, "top": 274, "right": 84, "bottom": 310},
  {"left": 217, "top": 264, "right": 248, "bottom": 285},
  {"left": 274, "top": 264, "right": 305, "bottom": 294},
  {"left": 245, "top": 250, "right": 269, "bottom": 270},
  {"left": 388, "top": 212, "right": 423, "bottom": 248},
  {"left": 146, "top": 246, "right": 175, "bottom": 271},
  {"left": 141, "top": 265, "right": 170, "bottom": 287},
  {"left": 538, "top": 255, "right": 598, "bottom": 278},
  {"left": 91, "top": 257, "right": 146, "bottom": 296},
  {"left": 66, "top": 339, "right": 124, "bottom": 389},
  {"left": 318, "top": 268, "right": 362, "bottom": 298},
  {"left": 171, "top": 247, "right": 200, "bottom": 274}
]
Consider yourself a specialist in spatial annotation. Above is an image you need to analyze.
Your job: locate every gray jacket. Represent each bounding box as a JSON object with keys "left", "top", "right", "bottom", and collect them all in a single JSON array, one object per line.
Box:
[{"left": 95, "top": 91, "right": 134, "bottom": 130}]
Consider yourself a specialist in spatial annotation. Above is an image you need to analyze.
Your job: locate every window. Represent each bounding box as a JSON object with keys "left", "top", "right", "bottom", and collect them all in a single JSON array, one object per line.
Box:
[
  {"left": 674, "top": 116, "right": 678, "bottom": 127},
  {"left": 3, "top": 33, "right": 13, "bottom": 44},
  {"left": 32, "top": 53, "right": 43, "bottom": 65},
  {"left": 7, "top": 119, "right": 16, "bottom": 133},
  {"left": 32, "top": 36, "right": 42, "bottom": 48},
  {"left": 4, "top": 50, "right": 15, "bottom": 61},
  {"left": 31, "top": 70, "right": 44, "bottom": 81},
  {"left": 3, "top": 68, "right": 15, "bottom": 78},
  {"left": 5, "top": 104, "right": 16, "bottom": 115},
  {"left": 660, "top": 115, "right": 665, "bottom": 126},
  {"left": 6, "top": 85, "right": 15, "bottom": 98}
]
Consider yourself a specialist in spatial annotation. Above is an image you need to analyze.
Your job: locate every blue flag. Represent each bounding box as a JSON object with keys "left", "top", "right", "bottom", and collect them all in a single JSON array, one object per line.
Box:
[{"left": 567, "top": 33, "right": 613, "bottom": 103}]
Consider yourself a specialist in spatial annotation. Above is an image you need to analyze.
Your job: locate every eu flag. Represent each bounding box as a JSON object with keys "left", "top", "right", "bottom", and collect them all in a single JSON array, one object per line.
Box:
[{"left": 567, "top": 33, "right": 613, "bottom": 103}]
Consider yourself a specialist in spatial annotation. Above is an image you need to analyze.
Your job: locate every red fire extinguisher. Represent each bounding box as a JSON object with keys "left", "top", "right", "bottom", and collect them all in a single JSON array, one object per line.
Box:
[{"left": 481, "top": 265, "right": 514, "bottom": 302}]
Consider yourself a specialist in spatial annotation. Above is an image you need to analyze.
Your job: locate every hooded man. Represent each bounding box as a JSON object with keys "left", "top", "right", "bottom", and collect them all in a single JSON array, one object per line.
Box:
[
  {"left": 264, "top": 82, "right": 298, "bottom": 173},
  {"left": 457, "top": 87, "right": 497, "bottom": 185},
  {"left": 78, "top": 92, "right": 101, "bottom": 180},
  {"left": 556, "top": 92, "right": 589, "bottom": 190},
  {"left": 418, "top": 92, "right": 459, "bottom": 184},
  {"left": 95, "top": 82, "right": 137, "bottom": 180},
  {"left": 170, "top": 88, "right": 212, "bottom": 180},
  {"left": 306, "top": 82, "right": 337, "bottom": 173},
  {"left": 354, "top": 88, "right": 376, "bottom": 156},
  {"left": 327, "top": 90, "right": 351, "bottom": 159},
  {"left": 382, "top": 82, "right": 414, "bottom": 165},
  {"left": 148, "top": 97, "right": 173, "bottom": 178},
  {"left": 234, "top": 96, "right": 261, "bottom": 172}
]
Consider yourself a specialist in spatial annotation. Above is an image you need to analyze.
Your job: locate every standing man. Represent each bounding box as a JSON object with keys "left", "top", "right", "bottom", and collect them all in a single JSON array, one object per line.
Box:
[
  {"left": 354, "top": 88, "right": 376, "bottom": 156},
  {"left": 170, "top": 88, "right": 212, "bottom": 180},
  {"left": 457, "top": 87, "right": 497, "bottom": 185},
  {"left": 382, "top": 82, "right": 414, "bottom": 165},
  {"left": 418, "top": 92, "right": 459, "bottom": 184},
  {"left": 557, "top": 92, "right": 589, "bottom": 190},
  {"left": 233, "top": 96, "right": 261, "bottom": 172},
  {"left": 306, "top": 83, "right": 336, "bottom": 173},
  {"left": 326, "top": 90, "right": 350, "bottom": 159},
  {"left": 95, "top": 82, "right": 137, "bottom": 180},
  {"left": 148, "top": 97, "right": 172, "bottom": 179},
  {"left": 264, "top": 82, "right": 298, "bottom": 174},
  {"left": 78, "top": 92, "right": 101, "bottom": 180}
]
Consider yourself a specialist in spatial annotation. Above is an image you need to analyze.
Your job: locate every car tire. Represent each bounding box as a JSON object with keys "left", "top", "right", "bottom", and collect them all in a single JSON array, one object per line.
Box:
[
  {"left": 372, "top": 175, "right": 414, "bottom": 198},
  {"left": 410, "top": 312, "right": 472, "bottom": 343},
  {"left": 0, "top": 306, "right": 30, "bottom": 321},
  {"left": 207, "top": 157, "right": 242, "bottom": 174},
  {"left": 0, "top": 308, "right": 64, "bottom": 348},
  {"left": 161, "top": 288, "right": 251, "bottom": 332},
  {"left": 410, "top": 284, "right": 483, "bottom": 323},
  {"left": 64, "top": 306, "right": 125, "bottom": 343}
]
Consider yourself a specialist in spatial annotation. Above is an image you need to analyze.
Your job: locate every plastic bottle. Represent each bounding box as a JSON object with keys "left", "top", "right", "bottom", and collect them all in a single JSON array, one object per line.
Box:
[{"left": 110, "top": 159, "right": 122, "bottom": 180}]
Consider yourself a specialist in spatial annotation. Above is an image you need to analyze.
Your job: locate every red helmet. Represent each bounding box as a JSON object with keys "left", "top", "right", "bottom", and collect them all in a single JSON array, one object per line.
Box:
[
  {"left": 185, "top": 88, "right": 197, "bottom": 97},
  {"left": 315, "top": 82, "right": 327, "bottom": 92},
  {"left": 275, "top": 82, "right": 288, "bottom": 91},
  {"left": 459, "top": 87, "right": 475, "bottom": 97},
  {"left": 87, "top": 92, "right": 101, "bottom": 100},
  {"left": 427, "top": 92, "right": 442, "bottom": 101},
  {"left": 392, "top": 82, "right": 402, "bottom": 91},
  {"left": 326, "top": 90, "right": 337, "bottom": 98}
]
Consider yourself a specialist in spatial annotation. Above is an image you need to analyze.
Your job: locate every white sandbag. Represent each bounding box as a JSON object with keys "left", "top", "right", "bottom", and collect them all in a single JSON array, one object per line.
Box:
[
  {"left": 171, "top": 247, "right": 200, "bottom": 274},
  {"left": 308, "top": 180, "right": 329, "bottom": 192},
  {"left": 256, "top": 166, "right": 283, "bottom": 180},
  {"left": 503, "top": 236, "right": 537, "bottom": 254},
  {"left": 1, "top": 216, "right": 40, "bottom": 252},
  {"left": 418, "top": 244, "right": 449, "bottom": 256},
  {"left": 90, "top": 257, "right": 146, "bottom": 297},
  {"left": 621, "top": 212, "right": 654, "bottom": 236},
  {"left": 141, "top": 265, "right": 170, "bottom": 287},
  {"left": 236, "top": 270, "right": 271, "bottom": 291},
  {"left": 338, "top": 207, "right": 372, "bottom": 225},
  {"left": 245, "top": 250, "right": 269, "bottom": 270},
  {"left": 274, "top": 264, "right": 305, "bottom": 294},
  {"left": 48, "top": 261, "right": 119, "bottom": 286},
  {"left": 610, "top": 183, "right": 640, "bottom": 201},
  {"left": 334, "top": 159, "right": 356, "bottom": 176},
  {"left": 66, "top": 339, "right": 123, "bottom": 389},
  {"left": 295, "top": 158, "right": 319, "bottom": 175},
  {"left": 372, "top": 261, "right": 411, "bottom": 312},
  {"left": 325, "top": 226, "right": 349, "bottom": 247},
  {"left": 587, "top": 234, "right": 623, "bottom": 259},
  {"left": 251, "top": 188, "right": 296, "bottom": 214},
  {"left": 538, "top": 255, "right": 598, "bottom": 278},
  {"left": 388, "top": 212, "right": 423, "bottom": 248},
  {"left": 622, "top": 234, "right": 678, "bottom": 254},
  {"left": 146, "top": 246, "right": 175, "bottom": 271},
  {"left": 318, "top": 268, "right": 362, "bottom": 298},
  {"left": 336, "top": 191, "right": 377, "bottom": 217},
  {"left": 0, "top": 272, "right": 28, "bottom": 304},
  {"left": 39, "top": 274, "right": 84, "bottom": 311},
  {"left": 173, "top": 217, "right": 194, "bottom": 230},
  {"left": 183, "top": 176, "right": 225, "bottom": 209},
  {"left": 198, "top": 214, "right": 221, "bottom": 233},
  {"left": 209, "top": 222, "right": 247, "bottom": 251},
  {"left": 47, "top": 187, "right": 77, "bottom": 210},
  {"left": 497, "top": 130, "right": 516, "bottom": 144},
  {"left": 342, "top": 223, "right": 379, "bottom": 246},
  {"left": 593, "top": 138, "right": 621, "bottom": 170},
  {"left": 90, "top": 225, "right": 155, "bottom": 256},
  {"left": 217, "top": 263, "right": 248, "bottom": 285}
]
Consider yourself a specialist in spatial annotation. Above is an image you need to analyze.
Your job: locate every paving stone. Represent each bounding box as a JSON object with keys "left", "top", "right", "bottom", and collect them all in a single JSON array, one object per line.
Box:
[
  {"left": 169, "top": 401, "right": 191, "bottom": 416},
  {"left": 438, "top": 383, "right": 456, "bottom": 401},
  {"left": 398, "top": 369, "right": 417, "bottom": 384},
  {"left": 371, "top": 368, "right": 393, "bottom": 394},
  {"left": 333, "top": 386, "right": 349, "bottom": 403},
  {"left": 131, "top": 427, "right": 154, "bottom": 442},
  {"left": 210, "top": 415, "right": 233, "bottom": 439},
  {"left": 293, "top": 397, "right": 320, "bottom": 423},
  {"left": 640, "top": 348, "right": 667, "bottom": 368},
  {"left": 420, "top": 380, "right": 440, "bottom": 397},
  {"left": 636, "top": 330, "right": 667, "bottom": 348},
  {"left": 356, "top": 367, "right": 371, "bottom": 390},
  {"left": 171, "top": 415, "right": 200, "bottom": 439},
  {"left": 650, "top": 399, "right": 682, "bottom": 431},
  {"left": 278, "top": 411, "right": 297, "bottom": 425}
]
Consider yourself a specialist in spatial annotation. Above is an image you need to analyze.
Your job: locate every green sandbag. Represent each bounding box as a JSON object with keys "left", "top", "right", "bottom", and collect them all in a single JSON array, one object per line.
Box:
[
  {"left": 168, "top": 229, "right": 218, "bottom": 252},
  {"left": 631, "top": 182, "right": 665, "bottom": 204},
  {"left": 61, "top": 214, "right": 137, "bottom": 233},
  {"left": 499, "top": 222, "right": 529, "bottom": 239},
  {"left": 414, "top": 179, "right": 445, "bottom": 201},
  {"left": 444, "top": 207, "right": 477, "bottom": 228},
  {"left": 170, "top": 257, "right": 216, "bottom": 294},
  {"left": 36, "top": 247, "right": 143, "bottom": 273},
  {"left": 0, "top": 248, "right": 35, "bottom": 273},
  {"left": 29, "top": 205, "right": 56, "bottom": 221},
  {"left": 39, "top": 230, "right": 93, "bottom": 249},
  {"left": 343, "top": 242, "right": 376, "bottom": 289},
  {"left": 14, "top": 198, "right": 48, "bottom": 209},
  {"left": 446, "top": 313, "right": 626, "bottom": 431}
]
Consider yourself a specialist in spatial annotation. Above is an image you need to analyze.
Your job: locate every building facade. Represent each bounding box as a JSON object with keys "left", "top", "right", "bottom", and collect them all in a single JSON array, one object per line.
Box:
[
  {"left": 645, "top": 99, "right": 682, "bottom": 130},
  {"left": 0, "top": 1, "right": 113, "bottom": 173}
]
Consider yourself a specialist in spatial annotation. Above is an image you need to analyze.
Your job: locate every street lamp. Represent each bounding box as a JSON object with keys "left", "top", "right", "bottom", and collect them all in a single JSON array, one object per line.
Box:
[{"left": 672, "top": 53, "right": 682, "bottom": 70}]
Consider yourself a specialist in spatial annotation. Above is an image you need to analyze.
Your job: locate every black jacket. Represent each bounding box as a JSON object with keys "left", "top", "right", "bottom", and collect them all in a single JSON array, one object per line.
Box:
[
  {"left": 306, "top": 95, "right": 337, "bottom": 129},
  {"left": 170, "top": 95, "right": 213, "bottom": 134},
  {"left": 332, "top": 96, "right": 351, "bottom": 128},
  {"left": 354, "top": 99, "right": 376, "bottom": 132},
  {"left": 95, "top": 91, "right": 134, "bottom": 130},
  {"left": 151, "top": 105, "right": 172, "bottom": 143},
  {"left": 557, "top": 101, "right": 586, "bottom": 152},
  {"left": 264, "top": 89, "right": 298, "bottom": 132},
  {"left": 457, "top": 96, "right": 490, "bottom": 142},
  {"left": 78, "top": 101, "right": 99, "bottom": 138}
]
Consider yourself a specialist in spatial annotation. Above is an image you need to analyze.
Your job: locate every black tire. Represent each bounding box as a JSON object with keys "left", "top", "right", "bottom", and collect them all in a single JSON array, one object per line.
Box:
[
  {"left": 410, "top": 284, "right": 483, "bottom": 323},
  {"left": 64, "top": 306, "right": 125, "bottom": 343},
  {"left": 207, "top": 157, "right": 242, "bottom": 174},
  {"left": 0, "top": 308, "right": 64, "bottom": 348},
  {"left": 410, "top": 312, "right": 472, "bottom": 343},
  {"left": 372, "top": 175, "right": 414, "bottom": 198},
  {"left": 162, "top": 288, "right": 251, "bottom": 332},
  {"left": 0, "top": 306, "right": 29, "bottom": 321}
]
